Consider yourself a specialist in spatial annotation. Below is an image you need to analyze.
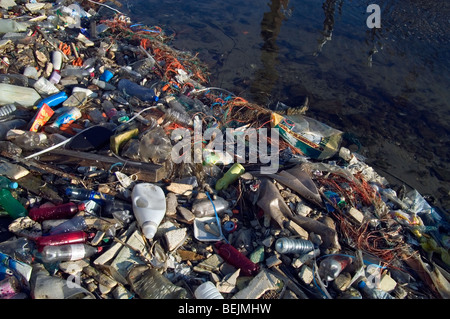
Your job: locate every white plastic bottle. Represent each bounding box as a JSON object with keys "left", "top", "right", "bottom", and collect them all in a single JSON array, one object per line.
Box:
[
  {"left": 131, "top": 183, "right": 166, "bottom": 239},
  {"left": 194, "top": 281, "right": 224, "bottom": 299}
]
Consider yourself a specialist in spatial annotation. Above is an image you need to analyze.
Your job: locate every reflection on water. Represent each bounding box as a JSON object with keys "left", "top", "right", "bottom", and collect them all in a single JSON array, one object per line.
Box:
[
  {"left": 124, "top": 0, "right": 450, "bottom": 215},
  {"left": 250, "top": 0, "right": 290, "bottom": 105}
]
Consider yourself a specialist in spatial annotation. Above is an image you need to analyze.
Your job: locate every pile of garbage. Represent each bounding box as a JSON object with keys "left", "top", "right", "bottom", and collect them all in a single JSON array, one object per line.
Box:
[{"left": 0, "top": 0, "right": 449, "bottom": 300}]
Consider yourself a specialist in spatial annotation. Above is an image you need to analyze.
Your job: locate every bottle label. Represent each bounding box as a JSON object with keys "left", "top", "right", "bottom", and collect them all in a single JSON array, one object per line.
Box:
[{"left": 70, "top": 244, "right": 86, "bottom": 260}]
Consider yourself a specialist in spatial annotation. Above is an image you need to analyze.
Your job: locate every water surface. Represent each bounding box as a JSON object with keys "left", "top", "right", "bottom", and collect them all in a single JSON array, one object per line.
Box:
[{"left": 122, "top": 0, "right": 450, "bottom": 216}]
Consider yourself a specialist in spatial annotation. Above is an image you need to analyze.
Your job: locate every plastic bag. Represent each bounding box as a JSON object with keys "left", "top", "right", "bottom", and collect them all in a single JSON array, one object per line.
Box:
[{"left": 271, "top": 113, "right": 343, "bottom": 160}]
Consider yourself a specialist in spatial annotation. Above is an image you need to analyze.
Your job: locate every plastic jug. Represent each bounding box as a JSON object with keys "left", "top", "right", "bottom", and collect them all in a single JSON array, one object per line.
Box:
[
  {"left": 0, "top": 84, "right": 41, "bottom": 107},
  {"left": 131, "top": 183, "right": 166, "bottom": 239}
]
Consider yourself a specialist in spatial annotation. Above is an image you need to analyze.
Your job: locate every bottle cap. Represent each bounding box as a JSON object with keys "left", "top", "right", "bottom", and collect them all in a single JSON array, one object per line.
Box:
[
  {"left": 358, "top": 280, "right": 367, "bottom": 289},
  {"left": 9, "top": 182, "right": 18, "bottom": 189},
  {"left": 142, "top": 224, "right": 157, "bottom": 240},
  {"left": 77, "top": 202, "right": 86, "bottom": 212}
]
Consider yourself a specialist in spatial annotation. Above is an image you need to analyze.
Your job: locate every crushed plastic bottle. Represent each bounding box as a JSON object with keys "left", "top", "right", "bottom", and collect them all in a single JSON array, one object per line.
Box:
[
  {"left": 214, "top": 241, "right": 260, "bottom": 276},
  {"left": 318, "top": 255, "right": 353, "bottom": 282}
]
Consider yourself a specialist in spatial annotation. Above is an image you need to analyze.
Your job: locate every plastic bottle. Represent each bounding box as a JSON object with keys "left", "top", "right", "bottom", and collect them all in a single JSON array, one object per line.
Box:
[
  {"left": 117, "top": 78, "right": 158, "bottom": 102},
  {"left": 48, "top": 215, "right": 88, "bottom": 235},
  {"left": 8, "top": 131, "right": 48, "bottom": 150},
  {"left": 34, "top": 231, "right": 94, "bottom": 248},
  {"left": 357, "top": 280, "right": 395, "bottom": 299},
  {"left": 0, "top": 188, "right": 28, "bottom": 219},
  {"left": 49, "top": 107, "right": 82, "bottom": 128},
  {"left": 0, "top": 104, "right": 16, "bottom": 118},
  {"left": 60, "top": 67, "right": 91, "bottom": 78},
  {"left": 23, "top": 66, "right": 39, "bottom": 80},
  {"left": 274, "top": 238, "right": 315, "bottom": 254},
  {"left": 191, "top": 197, "right": 230, "bottom": 217},
  {"left": 215, "top": 163, "right": 245, "bottom": 191},
  {"left": 101, "top": 100, "right": 118, "bottom": 119},
  {"left": 52, "top": 51, "right": 63, "bottom": 72},
  {"left": 35, "top": 91, "right": 68, "bottom": 109},
  {"left": 0, "top": 119, "right": 27, "bottom": 140},
  {"left": 131, "top": 183, "right": 166, "bottom": 240},
  {"left": 318, "top": 255, "right": 353, "bottom": 282},
  {"left": 127, "top": 266, "right": 187, "bottom": 299},
  {"left": 0, "top": 84, "right": 41, "bottom": 107},
  {"left": 194, "top": 281, "right": 224, "bottom": 299},
  {"left": 40, "top": 244, "right": 102, "bottom": 263},
  {"left": 214, "top": 241, "right": 260, "bottom": 276},
  {"left": 66, "top": 188, "right": 115, "bottom": 203},
  {"left": 33, "top": 77, "right": 59, "bottom": 96},
  {"left": 0, "top": 176, "right": 18, "bottom": 190},
  {"left": 92, "top": 78, "right": 116, "bottom": 90},
  {"left": 29, "top": 202, "right": 85, "bottom": 222}
]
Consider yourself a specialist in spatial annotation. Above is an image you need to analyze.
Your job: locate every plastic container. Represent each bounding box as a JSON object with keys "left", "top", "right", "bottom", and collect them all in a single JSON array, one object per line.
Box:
[
  {"left": 29, "top": 202, "right": 85, "bottom": 222},
  {"left": 102, "top": 100, "right": 118, "bottom": 119},
  {"left": 357, "top": 280, "right": 395, "bottom": 299},
  {"left": 191, "top": 197, "right": 230, "bottom": 217},
  {"left": 117, "top": 78, "right": 157, "bottom": 102},
  {"left": 0, "top": 84, "right": 41, "bottom": 107},
  {"left": 275, "top": 237, "right": 315, "bottom": 254},
  {"left": 48, "top": 215, "right": 88, "bottom": 235},
  {"left": 66, "top": 188, "right": 115, "bottom": 203},
  {"left": 0, "top": 188, "right": 28, "bottom": 219},
  {"left": 131, "top": 183, "right": 166, "bottom": 239},
  {"left": 214, "top": 241, "right": 260, "bottom": 276},
  {"left": 99, "top": 70, "right": 114, "bottom": 82},
  {"left": 8, "top": 131, "right": 48, "bottom": 150},
  {"left": 34, "top": 231, "right": 94, "bottom": 248},
  {"left": 194, "top": 281, "right": 224, "bottom": 299},
  {"left": 0, "top": 176, "right": 18, "bottom": 190},
  {"left": 318, "top": 255, "right": 353, "bottom": 282},
  {"left": 40, "top": 244, "right": 102, "bottom": 263},
  {"left": 33, "top": 77, "right": 59, "bottom": 96},
  {"left": 215, "top": 163, "right": 245, "bottom": 191}
]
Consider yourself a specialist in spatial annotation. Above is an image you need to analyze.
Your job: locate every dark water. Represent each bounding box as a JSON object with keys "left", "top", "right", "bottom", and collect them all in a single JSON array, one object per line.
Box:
[{"left": 120, "top": 0, "right": 450, "bottom": 216}]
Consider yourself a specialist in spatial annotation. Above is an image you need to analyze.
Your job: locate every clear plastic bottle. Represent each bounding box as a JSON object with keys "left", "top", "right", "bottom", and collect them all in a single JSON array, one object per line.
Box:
[
  {"left": 131, "top": 183, "right": 166, "bottom": 240},
  {"left": 0, "top": 176, "right": 18, "bottom": 190},
  {"left": 127, "top": 266, "right": 187, "bottom": 299},
  {"left": 0, "top": 104, "right": 16, "bottom": 118},
  {"left": 318, "top": 255, "right": 353, "bottom": 282},
  {"left": 191, "top": 197, "right": 230, "bottom": 217},
  {"left": 117, "top": 78, "right": 157, "bottom": 102},
  {"left": 29, "top": 202, "right": 85, "bottom": 222},
  {"left": 66, "top": 187, "right": 115, "bottom": 203},
  {"left": 8, "top": 131, "right": 48, "bottom": 151},
  {"left": 41, "top": 244, "right": 102, "bottom": 263},
  {"left": 0, "top": 188, "right": 28, "bottom": 219},
  {"left": 214, "top": 241, "right": 260, "bottom": 276},
  {"left": 274, "top": 238, "right": 315, "bottom": 254},
  {"left": 194, "top": 281, "right": 224, "bottom": 299},
  {"left": 48, "top": 215, "right": 88, "bottom": 235},
  {"left": 357, "top": 280, "right": 395, "bottom": 299}
]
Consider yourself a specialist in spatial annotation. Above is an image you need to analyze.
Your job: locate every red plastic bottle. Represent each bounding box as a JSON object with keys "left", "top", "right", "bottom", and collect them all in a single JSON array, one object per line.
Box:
[
  {"left": 29, "top": 202, "right": 85, "bottom": 222},
  {"left": 35, "top": 231, "right": 94, "bottom": 250},
  {"left": 214, "top": 242, "right": 260, "bottom": 276}
]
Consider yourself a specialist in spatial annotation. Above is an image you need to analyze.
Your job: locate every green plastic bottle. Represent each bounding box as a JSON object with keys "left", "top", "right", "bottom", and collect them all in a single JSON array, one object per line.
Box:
[
  {"left": 0, "top": 175, "right": 18, "bottom": 190},
  {"left": 215, "top": 163, "right": 245, "bottom": 191},
  {"left": 0, "top": 188, "right": 27, "bottom": 219}
]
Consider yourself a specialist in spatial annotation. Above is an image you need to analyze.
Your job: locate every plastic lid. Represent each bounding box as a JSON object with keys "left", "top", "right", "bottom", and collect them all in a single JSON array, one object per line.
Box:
[
  {"left": 77, "top": 202, "right": 86, "bottom": 212},
  {"left": 9, "top": 182, "right": 18, "bottom": 189},
  {"left": 358, "top": 281, "right": 367, "bottom": 289}
]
